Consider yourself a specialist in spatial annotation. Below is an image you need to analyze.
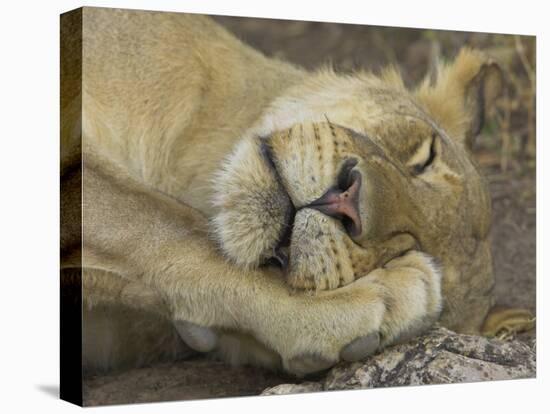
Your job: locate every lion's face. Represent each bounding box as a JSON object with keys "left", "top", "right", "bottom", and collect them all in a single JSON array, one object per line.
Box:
[{"left": 212, "top": 49, "right": 502, "bottom": 332}]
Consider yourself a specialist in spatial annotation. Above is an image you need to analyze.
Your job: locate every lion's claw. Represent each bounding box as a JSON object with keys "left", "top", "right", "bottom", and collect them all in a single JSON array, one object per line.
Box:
[
  {"left": 287, "top": 353, "right": 334, "bottom": 376},
  {"left": 287, "top": 332, "right": 380, "bottom": 376},
  {"left": 340, "top": 332, "right": 380, "bottom": 362}
]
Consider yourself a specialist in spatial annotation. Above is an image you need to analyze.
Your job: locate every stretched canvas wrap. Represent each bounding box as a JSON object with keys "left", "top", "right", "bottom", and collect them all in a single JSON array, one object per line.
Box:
[{"left": 60, "top": 7, "right": 536, "bottom": 406}]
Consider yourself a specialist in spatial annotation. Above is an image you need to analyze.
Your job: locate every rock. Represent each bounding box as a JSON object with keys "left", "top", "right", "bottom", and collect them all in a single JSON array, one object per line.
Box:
[
  {"left": 262, "top": 382, "right": 323, "bottom": 396},
  {"left": 83, "top": 327, "right": 535, "bottom": 404},
  {"left": 261, "top": 327, "right": 535, "bottom": 396}
]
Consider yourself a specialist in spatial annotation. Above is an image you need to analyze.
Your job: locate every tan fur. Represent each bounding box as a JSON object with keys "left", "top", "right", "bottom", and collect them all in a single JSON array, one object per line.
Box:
[{"left": 61, "top": 8, "right": 529, "bottom": 375}]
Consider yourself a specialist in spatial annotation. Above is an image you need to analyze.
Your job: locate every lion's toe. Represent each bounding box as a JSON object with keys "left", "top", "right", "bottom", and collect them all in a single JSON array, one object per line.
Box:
[
  {"left": 174, "top": 321, "right": 218, "bottom": 353},
  {"left": 340, "top": 332, "right": 380, "bottom": 362}
]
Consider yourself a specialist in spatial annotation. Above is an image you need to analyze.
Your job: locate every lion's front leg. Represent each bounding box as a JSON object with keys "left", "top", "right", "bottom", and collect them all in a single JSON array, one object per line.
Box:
[
  {"left": 167, "top": 250, "right": 441, "bottom": 376},
  {"left": 151, "top": 248, "right": 387, "bottom": 376},
  {"left": 81, "top": 157, "right": 441, "bottom": 377}
]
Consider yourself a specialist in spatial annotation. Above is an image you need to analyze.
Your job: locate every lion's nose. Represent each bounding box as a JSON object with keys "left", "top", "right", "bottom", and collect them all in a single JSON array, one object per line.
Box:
[{"left": 306, "top": 170, "right": 362, "bottom": 238}]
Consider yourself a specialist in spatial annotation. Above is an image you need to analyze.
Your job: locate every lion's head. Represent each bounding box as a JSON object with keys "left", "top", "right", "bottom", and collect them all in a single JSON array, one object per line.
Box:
[{"left": 212, "top": 49, "right": 503, "bottom": 333}]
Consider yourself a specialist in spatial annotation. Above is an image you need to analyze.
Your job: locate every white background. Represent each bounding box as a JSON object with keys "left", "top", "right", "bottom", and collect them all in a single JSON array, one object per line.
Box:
[{"left": 0, "top": 0, "right": 546, "bottom": 412}]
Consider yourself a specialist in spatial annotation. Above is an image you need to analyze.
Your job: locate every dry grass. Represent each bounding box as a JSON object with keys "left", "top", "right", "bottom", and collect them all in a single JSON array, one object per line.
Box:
[{"left": 473, "top": 34, "right": 536, "bottom": 173}]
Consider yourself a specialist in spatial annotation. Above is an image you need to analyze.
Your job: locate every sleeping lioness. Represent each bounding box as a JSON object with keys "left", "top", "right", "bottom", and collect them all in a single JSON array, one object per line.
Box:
[{"left": 61, "top": 8, "right": 533, "bottom": 377}]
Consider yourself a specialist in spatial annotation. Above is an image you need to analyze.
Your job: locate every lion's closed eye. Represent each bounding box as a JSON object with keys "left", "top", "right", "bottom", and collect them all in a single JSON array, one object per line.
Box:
[{"left": 407, "top": 133, "right": 438, "bottom": 175}]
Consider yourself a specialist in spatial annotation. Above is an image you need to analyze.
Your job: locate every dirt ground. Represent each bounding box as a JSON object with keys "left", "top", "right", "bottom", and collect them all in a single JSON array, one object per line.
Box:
[{"left": 82, "top": 15, "right": 536, "bottom": 406}]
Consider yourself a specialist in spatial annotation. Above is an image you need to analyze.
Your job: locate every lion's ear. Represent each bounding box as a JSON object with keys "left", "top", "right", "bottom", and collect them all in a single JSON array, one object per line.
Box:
[
  {"left": 416, "top": 48, "right": 503, "bottom": 150},
  {"left": 462, "top": 60, "right": 503, "bottom": 148}
]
